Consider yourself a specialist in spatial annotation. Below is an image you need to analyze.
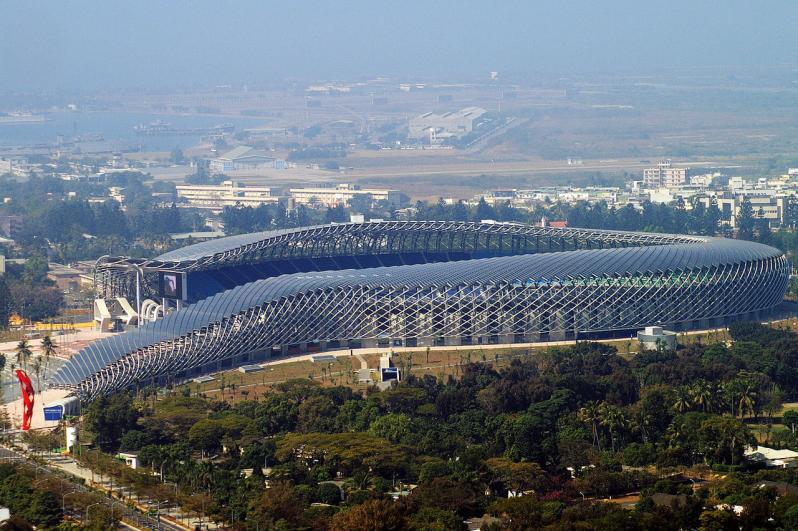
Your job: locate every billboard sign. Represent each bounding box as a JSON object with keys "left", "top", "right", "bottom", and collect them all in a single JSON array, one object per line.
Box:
[
  {"left": 381, "top": 367, "right": 400, "bottom": 381},
  {"left": 159, "top": 271, "right": 186, "bottom": 300},
  {"left": 43, "top": 405, "right": 63, "bottom": 422}
]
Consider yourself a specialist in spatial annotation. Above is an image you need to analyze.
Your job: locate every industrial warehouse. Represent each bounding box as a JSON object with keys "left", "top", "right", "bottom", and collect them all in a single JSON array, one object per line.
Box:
[{"left": 50, "top": 221, "right": 789, "bottom": 400}]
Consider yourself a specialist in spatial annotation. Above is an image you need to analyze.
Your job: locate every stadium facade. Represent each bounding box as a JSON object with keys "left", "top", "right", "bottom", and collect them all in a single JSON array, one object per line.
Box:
[{"left": 51, "top": 221, "right": 789, "bottom": 400}]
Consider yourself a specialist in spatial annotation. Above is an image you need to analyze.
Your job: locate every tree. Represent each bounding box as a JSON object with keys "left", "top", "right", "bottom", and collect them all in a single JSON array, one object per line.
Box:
[
  {"left": 325, "top": 204, "right": 347, "bottom": 223},
  {"left": 30, "top": 357, "right": 42, "bottom": 393},
  {"left": 317, "top": 482, "right": 342, "bottom": 505},
  {"left": 485, "top": 457, "right": 551, "bottom": 495},
  {"left": 738, "top": 384, "right": 757, "bottom": 419},
  {"left": 82, "top": 393, "right": 140, "bottom": 451},
  {"left": 297, "top": 395, "right": 338, "bottom": 433},
  {"left": 409, "top": 478, "right": 484, "bottom": 517},
  {"left": 782, "top": 503, "right": 798, "bottom": 530},
  {"left": 737, "top": 198, "right": 755, "bottom": 240},
  {"left": 690, "top": 380, "right": 714, "bottom": 413},
  {"left": 0, "top": 276, "right": 10, "bottom": 328},
  {"left": 367, "top": 413, "right": 413, "bottom": 444},
  {"left": 9, "top": 284, "right": 63, "bottom": 322},
  {"left": 699, "top": 508, "right": 738, "bottom": 531},
  {"left": 330, "top": 499, "right": 406, "bottom": 531},
  {"left": 40, "top": 336, "right": 56, "bottom": 381},
  {"left": 188, "top": 419, "right": 225, "bottom": 456},
  {"left": 27, "top": 490, "right": 62, "bottom": 528},
  {"left": 276, "top": 432, "right": 411, "bottom": 477},
  {"left": 705, "top": 198, "right": 722, "bottom": 236},
  {"left": 488, "top": 496, "right": 564, "bottom": 531},
  {"left": 408, "top": 507, "right": 467, "bottom": 531},
  {"left": 169, "top": 147, "right": 185, "bottom": 165},
  {"left": 475, "top": 198, "right": 496, "bottom": 221},
  {"left": 578, "top": 401, "right": 602, "bottom": 451},
  {"left": 783, "top": 410, "right": 798, "bottom": 434},
  {"left": 599, "top": 402, "right": 628, "bottom": 452},
  {"left": 672, "top": 387, "right": 692, "bottom": 414},
  {"left": 697, "top": 416, "right": 755, "bottom": 465},
  {"left": 21, "top": 256, "right": 49, "bottom": 285},
  {"left": 247, "top": 481, "right": 306, "bottom": 528},
  {"left": 15, "top": 340, "right": 31, "bottom": 371}
]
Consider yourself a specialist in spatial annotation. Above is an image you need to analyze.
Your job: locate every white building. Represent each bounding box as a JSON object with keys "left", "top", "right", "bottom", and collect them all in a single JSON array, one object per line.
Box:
[
  {"left": 176, "top": 181, "right": 281, "bottom": 211},
  {"left": 289, "top": 184, "right": 403, "bottom": 208},
  {"left": 643, "top": 160, "right": 689, "bottom": 188},
  {"left": 696, "top": 192, "right": 788, "bottom": 229},
  {"left": 209, "top": 146, "right": 275, "bottom": 173},
  {"left": 745, "top": 446, "right": 798, "bottom": 468},
  {"left": 117, "top": 452, "right": 140, "bottom": 469},
  {"left": 690, "top": 172, "right": 724, "bottom": 187},
  {"left": 637, "top": 326, "right": 677, "bottom": 350},
  {"left": 408, "top": 106, "right": 487, "bottom": 140}
]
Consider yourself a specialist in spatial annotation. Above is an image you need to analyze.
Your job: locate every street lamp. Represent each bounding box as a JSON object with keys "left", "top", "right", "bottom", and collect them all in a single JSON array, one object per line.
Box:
[
  {"left": 62, "top": 490, "right": 78, "bottom": 512},
  {"left": 151, "top": 499, "right": 164, "bottom": 528},
  {"left": 85, "top": 502, "right": 101, "bottom": 526}
]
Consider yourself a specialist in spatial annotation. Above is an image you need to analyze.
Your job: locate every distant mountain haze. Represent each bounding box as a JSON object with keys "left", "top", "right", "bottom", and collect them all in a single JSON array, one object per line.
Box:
[{"left": 1, "top": 0, "right": 797, "bottom": 91}]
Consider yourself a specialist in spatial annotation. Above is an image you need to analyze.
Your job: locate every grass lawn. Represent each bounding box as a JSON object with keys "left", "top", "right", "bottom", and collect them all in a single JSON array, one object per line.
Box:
[{"left": 182, "top": 326, "right": 734, "bottom": 402}]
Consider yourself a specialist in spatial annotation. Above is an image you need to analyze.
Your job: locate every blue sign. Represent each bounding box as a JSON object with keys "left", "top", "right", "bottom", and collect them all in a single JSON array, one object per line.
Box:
[
  {"left": 381, "top": 367, "right": 400, "bottom": 381},
  {"left": 43, "top": 406, "right": 63, "bottom": 421}
]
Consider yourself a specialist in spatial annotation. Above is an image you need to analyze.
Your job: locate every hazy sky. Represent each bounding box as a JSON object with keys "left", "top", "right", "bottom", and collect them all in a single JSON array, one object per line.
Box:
[{"left": 2, "top": 0, "right": 798, "bottom": 91}]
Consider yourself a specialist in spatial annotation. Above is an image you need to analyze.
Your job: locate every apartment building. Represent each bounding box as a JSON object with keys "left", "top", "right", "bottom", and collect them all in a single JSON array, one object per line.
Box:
[{"left": 643, "top": 160, "right": 689, "bottom": 188}]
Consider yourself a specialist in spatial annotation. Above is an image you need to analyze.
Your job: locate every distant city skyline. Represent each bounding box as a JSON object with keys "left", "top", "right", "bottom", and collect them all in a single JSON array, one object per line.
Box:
[{"left": 3, "top": 0, "right": 798, "bottom": 91}]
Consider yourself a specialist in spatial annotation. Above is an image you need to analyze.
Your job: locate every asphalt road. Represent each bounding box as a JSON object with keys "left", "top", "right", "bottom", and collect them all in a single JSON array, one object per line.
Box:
[{"left": 0, "top": 445, "right": 184, "bottom": 531}]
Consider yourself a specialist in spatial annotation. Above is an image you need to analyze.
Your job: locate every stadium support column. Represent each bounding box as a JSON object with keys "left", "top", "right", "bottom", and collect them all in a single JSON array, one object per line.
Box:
[{"left": 134, "top": 266, "right": 142, "bottom": 328}]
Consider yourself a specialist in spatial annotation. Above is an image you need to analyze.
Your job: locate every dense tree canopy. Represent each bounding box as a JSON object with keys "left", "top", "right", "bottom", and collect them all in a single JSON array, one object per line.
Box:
[{"left": 68, "top": 322, "right": 798, "bottom": 529}]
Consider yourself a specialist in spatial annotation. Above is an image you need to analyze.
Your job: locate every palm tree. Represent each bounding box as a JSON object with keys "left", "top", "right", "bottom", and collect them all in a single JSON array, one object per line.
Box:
[
  {"left": 31, "top": 357, "right": 42, "bottom": 393},
  {"left": 40, "top": 336, "right": 57, "bottom": 381},
  {"left": 631, "top": 409, "right": 655, "bottom": 444},
  {"left": 739, "top": 385, "right": 757, "bottom": 419},
  {"left": 599, "top": 403, "right": 628, "bottom": 453},
  {"left": 578, "top": 401, "right": 602, "bottom": 451},
  {"left": 672, "top": 387, "right": 692, "bottom": 414},
  {"left": 15, "top": 340, "right": 32, "bottom": 372},
  {"left": 690, "top": 380, "right": 714, "bottom": 412}
]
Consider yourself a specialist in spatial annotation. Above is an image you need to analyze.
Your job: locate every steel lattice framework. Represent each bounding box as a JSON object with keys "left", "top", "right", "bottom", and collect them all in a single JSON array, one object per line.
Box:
[
  {"left": 54, "top": 223, "right": 789, "bottom": 400},
  {"left": 93, "top": 221, "right": 701, "bottom": 303}
]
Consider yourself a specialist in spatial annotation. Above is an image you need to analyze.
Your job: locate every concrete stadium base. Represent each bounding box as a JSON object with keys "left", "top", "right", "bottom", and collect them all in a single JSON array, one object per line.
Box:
[{"left": 4, "top": 388, "right": 72, "bottom": 431}]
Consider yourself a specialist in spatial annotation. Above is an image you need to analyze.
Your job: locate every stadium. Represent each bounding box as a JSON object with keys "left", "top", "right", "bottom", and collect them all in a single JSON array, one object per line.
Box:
[{"left": 50, "top": 221, "right": 789, "bottom": 400}]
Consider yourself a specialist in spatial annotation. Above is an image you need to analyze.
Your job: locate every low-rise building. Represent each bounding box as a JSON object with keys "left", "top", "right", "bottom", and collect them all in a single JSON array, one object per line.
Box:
[
  {"left": 637, "top": 326, "right": 677, "bottom": 351},
  {"left": 209, "top": 146, "right": 275, "bottom": 173},
  {"left": 0, "top": 215, "right": 22, "bottom": 238},
  {"left": 176, "top": 181, "right": 281, "bottom": 211},
  {"left": 47, "top": 263, "right": 82, "bottom": 291},
  {"left": 117, "top": 452, "right": 140, "bottom": 469},
  {"left": 289, "top": 183, "right": 403, "bottom": 208},
  {"left": 409, "top": 106, "right": 487, "bottom": 140},
  {"left": 745, "top": 446, "right": 798, "bottom": 468},
  {"left": 170, "top": 231, "right": 226, "bottom": 243},
  {"left": 696, "top": 192, "right": 788, "bottom": 229}
]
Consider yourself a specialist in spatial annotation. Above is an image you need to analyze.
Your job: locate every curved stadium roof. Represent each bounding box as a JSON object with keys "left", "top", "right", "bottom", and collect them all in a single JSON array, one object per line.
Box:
[
  {"left": 54, "top": 223, "right": 789, "bottom": 399},
  {"left": 96, "top": 221, "right": 704, "bottom": 273}
]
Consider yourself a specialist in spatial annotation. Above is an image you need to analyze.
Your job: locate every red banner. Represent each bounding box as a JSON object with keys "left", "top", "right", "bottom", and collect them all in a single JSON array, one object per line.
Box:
[{"left": 15, "top": 370, "right": 34, "bottom": 431}]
